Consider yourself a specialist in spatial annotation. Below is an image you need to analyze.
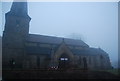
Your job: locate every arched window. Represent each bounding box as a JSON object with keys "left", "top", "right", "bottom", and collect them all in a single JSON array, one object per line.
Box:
[
  {"left": 89, "top": 57, "right": 91, "bottom": 64},
  {"left": 100, "top": 55, "right": 103, "bottom": 59},
  {"left": 37, "top": 56, "right": 40, "bottom": 68},
  {"left": 83, "top": 57, "right": 87, "bottom": 70},
  {"left": 16, "top": 20, "right": 20, "bottom": 27},
  {"left": 9, "top": 58, "right": 15, "bottom": 69},
  {"left": 79, "top": 56, "right": 81, "bottom": 65},
  {"left": 58, "top": 53, "right": 70, "bottom": 69}
]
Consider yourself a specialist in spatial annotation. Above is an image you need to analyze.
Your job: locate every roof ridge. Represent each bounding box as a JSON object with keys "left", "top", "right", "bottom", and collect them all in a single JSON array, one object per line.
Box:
[
  {"left": 29, "top": 34, "right": 84, "bottom": 41},
  {"left": 28, "top": 34, "right": 89, "bottom": 47}
]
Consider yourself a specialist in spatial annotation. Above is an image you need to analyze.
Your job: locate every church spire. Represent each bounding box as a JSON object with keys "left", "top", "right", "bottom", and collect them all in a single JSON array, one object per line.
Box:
[{"left": 10, "top": 0, "right": 28, "bottom": 16}]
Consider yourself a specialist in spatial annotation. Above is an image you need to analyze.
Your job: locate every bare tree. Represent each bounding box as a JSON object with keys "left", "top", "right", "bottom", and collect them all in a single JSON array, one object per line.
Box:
[{"left": 65, "top": 33, "right": 85, "bottom": 41}]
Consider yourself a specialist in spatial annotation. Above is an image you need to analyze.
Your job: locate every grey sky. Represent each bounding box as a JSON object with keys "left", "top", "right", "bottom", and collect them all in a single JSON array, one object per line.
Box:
[{"left": 1, "top": 2, "right": 118, "bottom": 67}]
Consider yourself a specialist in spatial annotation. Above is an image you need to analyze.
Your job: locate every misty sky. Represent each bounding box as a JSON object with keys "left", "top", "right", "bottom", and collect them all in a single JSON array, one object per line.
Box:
[{"left": 1, "top": 2, "right": 118, "bottom": 67}]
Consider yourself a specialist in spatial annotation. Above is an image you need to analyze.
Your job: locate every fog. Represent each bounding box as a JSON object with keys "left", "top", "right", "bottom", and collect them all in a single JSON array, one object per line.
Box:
[{"left": 1, "top": 2, "right": 118, "bottom": 68}]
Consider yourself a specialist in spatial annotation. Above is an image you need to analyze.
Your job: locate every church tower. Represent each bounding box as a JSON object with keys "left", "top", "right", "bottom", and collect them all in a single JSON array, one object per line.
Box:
[{"left": 2, "top": 1, "right": 31, "bottom": 69}]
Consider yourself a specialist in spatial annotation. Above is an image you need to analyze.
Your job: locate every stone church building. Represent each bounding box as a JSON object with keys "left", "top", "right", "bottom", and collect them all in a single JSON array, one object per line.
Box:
[{"left": 2, "top": 2, "right": 112, "bottom": 70}]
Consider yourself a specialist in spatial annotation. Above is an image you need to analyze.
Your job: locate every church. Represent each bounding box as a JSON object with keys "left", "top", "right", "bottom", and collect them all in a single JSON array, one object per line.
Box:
[{"left": 2, "top": 1, "right": 112, "bottom": 71}]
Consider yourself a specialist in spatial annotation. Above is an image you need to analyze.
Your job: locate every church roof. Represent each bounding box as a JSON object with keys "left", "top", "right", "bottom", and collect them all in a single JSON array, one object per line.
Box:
[
  {"left": 26, "top": 46, "right": 107, "bottom": 56},
  {"left": 71, "top": 48, "right": 108, "bottom": 56},
  {"left": 26, "top": 34, "right": 108, "bottom": 56},
  {"left": 27, "top": 34, "right": 89, "bottom": 47},
  {"left": 26, "top": 46, "right": 51, "bottom": 55}
]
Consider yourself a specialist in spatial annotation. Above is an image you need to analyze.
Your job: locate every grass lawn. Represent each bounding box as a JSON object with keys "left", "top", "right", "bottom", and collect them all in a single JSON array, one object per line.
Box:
[
  {"left": 106, "top": 69, "right": 119, "bottom": 75},
  {"left": 97, "top": 69, "right": 119, "bottom": 76}
]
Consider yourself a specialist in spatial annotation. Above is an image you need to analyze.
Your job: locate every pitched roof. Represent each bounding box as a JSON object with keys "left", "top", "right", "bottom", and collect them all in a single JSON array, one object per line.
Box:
[
  {"left": 26, "top": 46, "right": 51, "bottom": 55},
  {"left": 71, "top": 48, "right": 107, "bottom": 56},
  {"left": 27, "top": 34, "right": 89, "bottom": 47},
  {"left": 26, "top": 34, "right": 108, "bottom": 56}
]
